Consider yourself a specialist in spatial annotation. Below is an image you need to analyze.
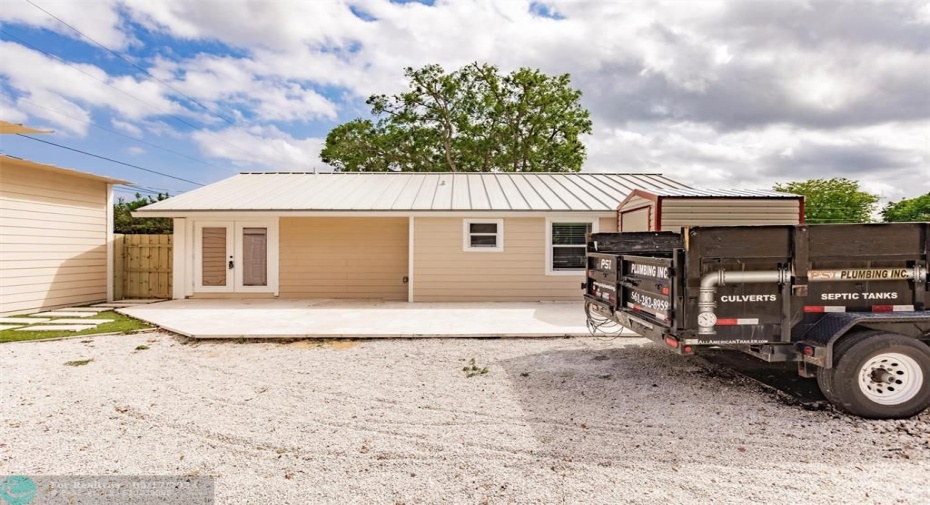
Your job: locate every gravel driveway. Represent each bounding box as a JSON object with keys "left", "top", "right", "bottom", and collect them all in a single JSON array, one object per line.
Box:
[{"left": 2, "top": 333, "right": 927, "bottom": 504}]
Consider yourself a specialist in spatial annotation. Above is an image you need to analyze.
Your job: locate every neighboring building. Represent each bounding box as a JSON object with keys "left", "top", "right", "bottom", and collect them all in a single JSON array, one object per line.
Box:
[
  {"left": 134, "top": 172, "right": 690, "bottom": 302},
  {"left": 617, "top": 188, "right": 804, "bottom": 232},
  {"left": 0, "top": 155, "right": 126, "bottom": 316}
]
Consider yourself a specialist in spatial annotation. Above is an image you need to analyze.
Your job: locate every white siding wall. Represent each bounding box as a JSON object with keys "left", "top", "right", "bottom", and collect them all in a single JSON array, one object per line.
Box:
[{"left": 0, "top": 162, "right": 109, "bottom": 315}]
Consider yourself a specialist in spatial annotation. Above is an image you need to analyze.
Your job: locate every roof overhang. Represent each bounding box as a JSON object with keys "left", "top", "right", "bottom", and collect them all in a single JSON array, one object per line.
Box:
[
  {"left": 133, "top": 210, "right": 617, "bottom": 219},
  {"left": 0, "top": 120, "right": 53, "bottom": 135},
  {"left": 0, "top": 154, "right": 130, "bottom": 185}
]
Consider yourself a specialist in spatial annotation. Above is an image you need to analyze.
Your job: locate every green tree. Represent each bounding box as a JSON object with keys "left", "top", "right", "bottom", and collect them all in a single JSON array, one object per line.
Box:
[
  {"left": 321, "top": 63, "right": 593, "bottom": 172},
  {"left": 114, "top": 193, "right": 173, "bottom": 234},
  {"left": 882, "top": 193, "right": 930, "bottom": 222},
  {"left": 773, "top": 178, "right": 879, "bottom": 224}
]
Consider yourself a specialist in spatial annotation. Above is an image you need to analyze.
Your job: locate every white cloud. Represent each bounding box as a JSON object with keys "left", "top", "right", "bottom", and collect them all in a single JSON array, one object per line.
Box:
[
  {"left": 191, "top": 125, "right": 325, "bottom": 172},
  {"left": 0, "top": 0, "right": 128, "bottom": 48},
  {"left": 0, "top": 0, "right": 926, "bottom": 199},
  {"left": 125, "top": 146, "right": 145, "bottom": 155}
]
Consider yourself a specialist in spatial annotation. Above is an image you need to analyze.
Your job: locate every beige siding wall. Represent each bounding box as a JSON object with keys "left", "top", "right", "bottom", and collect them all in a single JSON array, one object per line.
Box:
[
  {"left": 618, "top": 195, "right": 655, "bottom": 231},
  {"left": 279, "top": 217, "right": 408, "bottom": 300},
  {"left": 0, "top": 162, "right": 108, "bottom": 315},
  {"left": 659, "top": 198, "right": 801, "bottom": 231},
  {"left": 414, "top": 216, "right": 608, "bottom": 302}
]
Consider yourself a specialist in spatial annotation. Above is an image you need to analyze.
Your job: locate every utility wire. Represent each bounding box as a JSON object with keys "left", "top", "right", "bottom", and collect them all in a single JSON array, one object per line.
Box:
[
  {"left": 24, "top": 0, "right": 238, "bottom": 129},
  {"left": 2, "top": 90, "right": 231, "bottom": 172},
  {"left": 15, "top": 134, "right": 204, "bottom": 186},
  {"left": 0, "top": 29, "right": 259, "bottom": 162}
]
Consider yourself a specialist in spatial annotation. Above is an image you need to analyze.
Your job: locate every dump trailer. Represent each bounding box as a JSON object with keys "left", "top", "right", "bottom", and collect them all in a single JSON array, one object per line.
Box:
[{"left": 584, "top": 223, "right": 930, "bottom": 419}]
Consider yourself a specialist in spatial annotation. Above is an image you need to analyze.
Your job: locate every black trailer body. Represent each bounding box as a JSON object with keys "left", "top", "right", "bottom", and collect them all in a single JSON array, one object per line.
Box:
[{"left": 584, "top": 223, "right": 930, "bottom": 419}]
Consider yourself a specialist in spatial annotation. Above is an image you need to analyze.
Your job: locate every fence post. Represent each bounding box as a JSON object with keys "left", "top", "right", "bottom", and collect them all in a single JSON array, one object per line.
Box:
[{"left": 113, "top": 234, "right": 124, "bottom": 301}]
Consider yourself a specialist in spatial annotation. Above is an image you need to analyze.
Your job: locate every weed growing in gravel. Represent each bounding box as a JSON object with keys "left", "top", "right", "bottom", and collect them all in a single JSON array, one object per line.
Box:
[
  {"left": 135, "top": 345, "right": 149, "bottom": 351},
  {"left": 463, "top": 358, "right": 489, "bottom": 378},
  {"left": 64, "top": 359, "right": 92, "bottom": 367}
]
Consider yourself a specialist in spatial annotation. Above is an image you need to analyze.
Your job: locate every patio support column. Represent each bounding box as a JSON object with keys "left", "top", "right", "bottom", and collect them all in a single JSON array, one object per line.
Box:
[
  {"left": 408, "top": 216, "right": 415, "bottom": 302},
  {"left": 173, "top": 218, "right": 187, "bottom": 299}
]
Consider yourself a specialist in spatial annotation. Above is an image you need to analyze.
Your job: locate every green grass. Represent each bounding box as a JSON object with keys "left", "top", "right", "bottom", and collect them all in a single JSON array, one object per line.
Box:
[
  {"left": 0, "top": 310, "right": 152, "bottom": 343},
  {"left": 64, "top": 359, "right": 93, "bottom": 367}
]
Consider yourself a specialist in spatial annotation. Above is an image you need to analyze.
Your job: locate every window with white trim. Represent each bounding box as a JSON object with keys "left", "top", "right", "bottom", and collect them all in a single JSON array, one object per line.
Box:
[
  {"left": 463, "top": 219, "right": 503, "bottom": 252},
  {"left": 547, "top": 220, "right": 593, "bottom": 273}
]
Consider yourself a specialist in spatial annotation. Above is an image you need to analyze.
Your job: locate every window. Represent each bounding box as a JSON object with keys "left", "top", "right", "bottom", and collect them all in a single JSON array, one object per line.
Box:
[
  {"left": 463, "top": 219, "right": 503, "bottom": 252},
  {"left": 546, "top": 219, "right": 596, "bottom": 274}
]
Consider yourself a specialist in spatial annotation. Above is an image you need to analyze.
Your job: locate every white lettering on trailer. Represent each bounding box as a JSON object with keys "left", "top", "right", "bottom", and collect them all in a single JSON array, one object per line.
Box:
[
  {"left": 820, "top": 292, "right": 899, "bottom": 301},
  {"left": 719, "top": 294, "right": 777, "bottom": 303},
  {"left": 629, "top": 291, "right": 670, "bottom": 312},
  {"left": 628, "top": 262, "right": 670, "bottom": 279}
]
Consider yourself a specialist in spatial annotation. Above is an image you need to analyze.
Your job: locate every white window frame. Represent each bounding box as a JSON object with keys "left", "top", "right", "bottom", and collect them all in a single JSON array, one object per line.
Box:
[
  {"left": 545, "top": 217, "right": 598, "bottom": 276},
  {"left": 463, "top": 219, "right": 504, "bottom": 252}
]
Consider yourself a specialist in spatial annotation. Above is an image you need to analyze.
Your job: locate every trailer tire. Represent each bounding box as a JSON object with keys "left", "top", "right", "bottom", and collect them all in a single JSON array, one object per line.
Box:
[{"left": 818, "top": 331, "right": 930, "bottom": 419}]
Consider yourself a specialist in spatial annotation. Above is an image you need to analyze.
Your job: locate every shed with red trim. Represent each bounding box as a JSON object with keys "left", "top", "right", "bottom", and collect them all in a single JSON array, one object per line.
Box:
[{"left": 616, "top": 188, "right": 804, "bottom": 232}]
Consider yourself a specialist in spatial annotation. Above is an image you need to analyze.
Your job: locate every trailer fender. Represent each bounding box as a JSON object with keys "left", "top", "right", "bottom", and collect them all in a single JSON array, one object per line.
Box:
[{"left": 800, "top": 312, "right": 930, "bottom": 368}]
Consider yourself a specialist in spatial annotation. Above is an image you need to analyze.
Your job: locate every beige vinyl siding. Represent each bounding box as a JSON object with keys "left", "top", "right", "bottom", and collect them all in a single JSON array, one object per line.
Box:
[
  {"left": 620, "top": 207, "right": 650, "bottom": 231},
  {"left": 0, "top": 162, "right": 108, "bottom": 315},
  {"left": 617, "top": 195, "right": 655, "bottom": 231},
  {"left": 659, "top": 198, "right": 801, "bottom": 231},
  {"left": 414, "top": 217, "right": 600, "bottom": 302},
  {"left": 278, "top": 217, "right": 408, "bottom": 300},
  {"left": 599, "top": 216, "right": 617, "bottom": 233}
]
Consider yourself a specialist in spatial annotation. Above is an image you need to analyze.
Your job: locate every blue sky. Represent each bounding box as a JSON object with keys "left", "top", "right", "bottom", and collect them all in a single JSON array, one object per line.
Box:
[{"left": 1, "top": 0, "right": 928, "bottom": 203}]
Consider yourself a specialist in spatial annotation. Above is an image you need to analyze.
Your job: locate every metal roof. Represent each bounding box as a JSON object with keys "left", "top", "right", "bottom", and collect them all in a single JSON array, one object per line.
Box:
[
  {"left": 136, "top": 172, "right": 690, "bottom": 213},
  {"left": 645, "top": 188, "right": 800, "bottom": 198}
]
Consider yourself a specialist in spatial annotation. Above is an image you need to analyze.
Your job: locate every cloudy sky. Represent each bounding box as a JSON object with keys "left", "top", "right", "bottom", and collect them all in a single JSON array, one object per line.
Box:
[{"left": 1, "top": 0, "right": 927, "bottom": 202}]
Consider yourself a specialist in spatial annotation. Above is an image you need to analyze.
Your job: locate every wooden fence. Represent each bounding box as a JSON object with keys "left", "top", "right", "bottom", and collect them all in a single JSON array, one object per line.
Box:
[{"left": 113, "top": 234, "right": 173, "bottom": 300}]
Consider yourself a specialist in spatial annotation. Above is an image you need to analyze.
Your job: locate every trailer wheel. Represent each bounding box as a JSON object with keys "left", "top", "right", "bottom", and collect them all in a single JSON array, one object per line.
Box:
[{"left": 818, "top": 331, "right": 930, "bottom": 419}]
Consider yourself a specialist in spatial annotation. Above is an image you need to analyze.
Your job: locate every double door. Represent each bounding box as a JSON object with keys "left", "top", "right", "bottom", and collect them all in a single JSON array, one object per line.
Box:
[{"left": 194, "top": 221, "right": 276, "bottom": 293}]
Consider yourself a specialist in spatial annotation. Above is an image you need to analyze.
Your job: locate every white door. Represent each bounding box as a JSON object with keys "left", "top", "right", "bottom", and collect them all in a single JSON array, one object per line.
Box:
[
  {"left": 194, "top": 222, "right": 234, "bottom": 292},
  {"left": 194, "top": 220, "right": 278, "bottom": 294}
]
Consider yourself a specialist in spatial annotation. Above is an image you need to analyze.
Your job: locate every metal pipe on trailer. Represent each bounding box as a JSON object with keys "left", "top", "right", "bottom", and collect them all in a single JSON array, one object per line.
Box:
[{"left": 697, "top": 266, "right": 928, "bottom": 335}]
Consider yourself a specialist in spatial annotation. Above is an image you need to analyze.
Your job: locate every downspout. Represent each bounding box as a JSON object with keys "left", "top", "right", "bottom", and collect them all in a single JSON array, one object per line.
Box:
[{"left": 698, "top": 269, "right": 790, "bottom": 335}]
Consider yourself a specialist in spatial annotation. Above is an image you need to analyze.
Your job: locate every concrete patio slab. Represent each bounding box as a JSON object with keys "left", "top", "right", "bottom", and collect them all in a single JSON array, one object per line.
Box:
[
  {"left": 32, "top": 311, "right": 99, "bottom": 318},
  {"left": 0, "top": 324, "right": 24, "bottom": 330},
  {"left": 59, "top": 307, "right": 107, "bottom": 312},
  {"left": 0, "top": 317, "right": 50, "bottom": 324},
  {"left": 16, "top": 325, "right": 99, "bottom": 332},
  {"left": 117, "top": 299, "right": 606, "bottom": 339},
  {"left": 43, "top": 319, "right": 113, "bottom": 325}
]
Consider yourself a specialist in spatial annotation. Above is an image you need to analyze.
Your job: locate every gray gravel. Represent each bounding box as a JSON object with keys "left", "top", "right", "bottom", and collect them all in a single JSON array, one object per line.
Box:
[{"left": 1, "top": 332, "right": 928, "bottom": 504}]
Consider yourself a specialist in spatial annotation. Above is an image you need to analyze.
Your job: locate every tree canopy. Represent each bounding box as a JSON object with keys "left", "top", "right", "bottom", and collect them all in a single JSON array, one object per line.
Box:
[
  {"left": 882, "top": 193, "right": 930, "bottom": 222},
  {"left": 320, "top": 63, "right": 593, "bottom": 172},
  {"left": 773, "top": 178, "right": 879, "bottom": 224},
  {"left": 114, "top": 193, "right": 172, "bottom": 234}
]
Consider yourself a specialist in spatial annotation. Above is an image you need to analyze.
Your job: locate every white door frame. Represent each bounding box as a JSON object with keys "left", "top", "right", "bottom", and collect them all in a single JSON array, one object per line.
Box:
[
  {"left": 193, "top": 221, "right": 234, "bottom": 293},
  {"left": 192, "top": 219, "right": 279, "bottom": 295},
  {"left": 233, "top": 220, "right": 279, "bottom": 294}
]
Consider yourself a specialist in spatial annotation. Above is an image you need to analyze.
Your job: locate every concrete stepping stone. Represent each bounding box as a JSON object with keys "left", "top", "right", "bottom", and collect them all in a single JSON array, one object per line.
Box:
[
  {"left": 0, "top": 317, "right": 50, "bottom": 324},
  {"left": 0, "top": 324, "right": 24, "bottom": 330},
  {"left": 93, "top": 303, "right": 140, "bottom": 308},
  {"left": 32, "top": 311, "right": 99, "bottom": 318},
  {"left": 15, "top": 325, "right": 98, "bottom": 332},
  {"left": 59, "top": 307, "right": 105, "bottom": 313},
  {"left": 43, "top": 319, "right": 112, "bottom": 325}
]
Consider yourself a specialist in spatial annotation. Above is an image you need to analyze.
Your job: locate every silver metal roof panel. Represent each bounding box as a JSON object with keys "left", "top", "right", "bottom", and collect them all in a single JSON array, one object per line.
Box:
[{"left": 137, "top": 172, "right": 693, "bottom": 213}]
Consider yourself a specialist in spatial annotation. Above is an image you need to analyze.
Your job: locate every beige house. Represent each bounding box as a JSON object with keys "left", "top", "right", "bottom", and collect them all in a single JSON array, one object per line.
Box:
[
  {"left": 617, "top": 188, "right": 804, "bottom": 232},
  {"left": 135, "top": 172, "right": 690, "bottom": 302},
  {"left": 0, "top": 155, "right": 126, "bottom": 316}
]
